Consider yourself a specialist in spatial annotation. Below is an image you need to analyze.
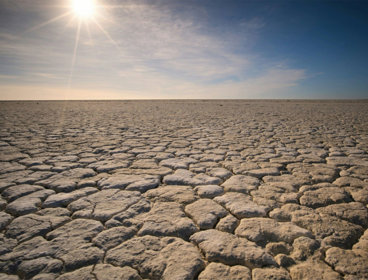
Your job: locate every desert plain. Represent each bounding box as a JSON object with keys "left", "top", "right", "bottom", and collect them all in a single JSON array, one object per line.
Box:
[{"left": 0, "top": 100, "right": 367, "bottom": 280}]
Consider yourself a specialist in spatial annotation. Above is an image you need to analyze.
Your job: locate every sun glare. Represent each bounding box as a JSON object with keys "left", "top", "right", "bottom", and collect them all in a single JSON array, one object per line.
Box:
[
  {"left": 26, "top": 0, "right": 120, "bottom": 92},
  {"left": 72, "top": 0, "right": 96, "bottom": 19}
]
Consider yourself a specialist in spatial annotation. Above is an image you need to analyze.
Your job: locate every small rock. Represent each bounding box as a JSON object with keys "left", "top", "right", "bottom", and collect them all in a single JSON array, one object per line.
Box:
[
  {"left": 98, "top": 174, "right": 159, "bottom": 191},
  {"left": 252, "top": 267, "right": 291, "bottom": 280},
  {"left": 291, "top": 212, "right": 363, "bottom": 248},
  {"left": 6, "top": 213, "right": 70, "bottom": 242},
  {"left": 163, "top": 169, "right": 201, "bottom": 185},
  {"left": 195, "top": 184, "right": 224, "bottom": 198},
  {"left": 0, "top": 273, "right": 19, "bottom": 280},
  {"left": 289, "top": 260, "right": 343, "bottom": 280},
  {"left": 46, "top": 218, "right": 103, "bottom": 241},
  {"left": 325, "top": 247, "right": 368, "bottom": 278},
  {"left": 299, "top": 183, "right": 351, "bottom": 208},
  {"left": 291, "top": 236, "right": 320, "bottom": 261},
  {"left": 47, "top": 179, "right": 77, "bottom": 192},
  {"left": 250, "top": 184, "right": 292, "bottom": 208},
  {"left": 43, "top": 187, "right": 98, "bottom": 208},
  {"left": 195, "top": 173, "right": 222, "bottom": 185},
  {"left": 160, "top": 157, "right": 197, "bottom": 169},
  {"left": 185, "top": 199, "right": 227, "bottom": 229},
  {"left": 93, "top": 226, "right": 137, "bottom": 250},
  {"left": 0, "top": 233, "right": 17, "bottom": 255},
  {"left": 56, "top": 266, "right": 92, "bottom": 280},
  {"left": 105, "top": 199, "right": 150, "bottom": 228},
  {"left": 221, "top": 175, "right": 260, "bottom": 193},
  {"left": 0, "top": 211, "right": 13, "bottom": 231},
  {"left": 144, "top": 185, "right": 197, "bottom": 204},
  {"left": 68, "top": 189, "right": 144, "bottom": 221},
  {"left": 0, "top": 197, "right": 6, "bottom": 210},
  {"left": 214, "top": 192, "right": 268, "bottom": 218},
  {"left": 32, "top": 273, "right": 59, "bottom": 280},
  {"left": 346, "top": 187, "right": 368, "bottom": 204},
  {"left": 353, "top": 229, "right": 368, "bottom": 251},
  {"left": 61, "top": 246, "right": 104, "bottom": 271},
  {"left": 216, "top": 214, "right": 238, "bottom": 233},
  {"left": 163, "top": 169, "right": 220, "bottom": 186},
  {"left": 199, "top": 153, "right": 225, "bottom": 162},
  {"left": 29, "top": 165, "right": 52, "bottom": 171},
  {"left": 275, "top": 254, "right": 295, "bottom": 267},
  {"left": 1, "top": 236, "right": 54, "bottom": 263},
  {"left": 0, "top": 160, "right": 26, "bottom": 174},
  {"left": 190, "top": 229, "right": 276, "bottom": 268},
  {"left": 77, "top": 179, "right": 95, "bottom": 188},
  {"left": 265, "top": 242, "right": 291, "bottom": 256},
  {"left": 125, "top": 178, "right": 160, "bottom": 192},
  {"left": 326, "top": 156, "right": 366, "bottom": 167},
  {"left": 269, "top": 203, "right": 312, "bottom": 222},
  {"left": 18, "top": 257, "right": 63, "bottom": 278},
  {"left": 6, "top": 197, "right": 41, "bottom": 216},
  {"left": 130, "top": 159, "right": 159, "bottom": 169},
  {"left": 0, "top": 152, "right": 28, "bottom": 162},
  {"left": 346, "top": 166, "right": 368, "bottom": 180},
  {"left": 263, "top": 174, "right": 308, "bottom": 188},
  {"left": 62, "top": 168, "right": 96, "bottom": 179},
  {"left": 2, "top": 184, "right": 44, "bottom": 202},
  {"left": 138, "top": 202, "right": 198, "bottom": 240},
  {"left": 198, "top": 262, "right": 251, "bottom": 280},
  {"left": 316, "top": 202, "right": 368, "bottom": 227},
  {"left": 106, "top": 235, "right": 205, "bottom": 279},
  {"left": 89, "top": 160, "right": 129, "bottom": 172},
  {"left": 235, "top": 217, "right": 313, "bottom": 245},
  {"left": 93, "top": 264, "right": 142, "bottom": 280},
  {"left": 207, "top": 168, "right": 232, "bottom": 179},
  {"left": 37, "top": 207, "right": 71, "bottom": 217},
  {"left": 57, "top": 264, "right": 142, "bottom": 280},
  {"left": 244, "top": 167, "right": 280, "bottom": 178}
]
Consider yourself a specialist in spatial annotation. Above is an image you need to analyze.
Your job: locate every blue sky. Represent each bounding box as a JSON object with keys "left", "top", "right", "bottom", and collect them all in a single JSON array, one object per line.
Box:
[{"left": 0, "top": 0, "right": 367, "bottom": 99}]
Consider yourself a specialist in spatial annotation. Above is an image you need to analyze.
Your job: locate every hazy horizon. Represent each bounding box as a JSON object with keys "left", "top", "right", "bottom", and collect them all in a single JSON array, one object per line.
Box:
[{"left": 1, "top": 0, "right": 367, "bottom": 100}]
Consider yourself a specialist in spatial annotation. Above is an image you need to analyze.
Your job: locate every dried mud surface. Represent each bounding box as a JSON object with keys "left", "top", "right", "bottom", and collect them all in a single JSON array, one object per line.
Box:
[{"left": 0, "top": 100, "right": 367, "bottom": 280}]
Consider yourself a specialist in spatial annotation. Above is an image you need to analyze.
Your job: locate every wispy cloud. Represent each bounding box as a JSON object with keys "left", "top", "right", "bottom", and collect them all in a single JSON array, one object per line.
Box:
[
  {"left": 0, "top": 0, "right": 307, "bottom": 99},
  {"left": 0, "top": 67, "right": 305, "bottom": 100},
  {"left": 116, "top": 67, "right": 306, "bottom": 99},
  {"left": 93, "top": 2, "right": 251, "bottom": 83},
  {"left": 0, "top": 74, "right": 18, "bottom": 79},
  {"left": 0, "top": 84, "right": 127, "bottom": 100}
]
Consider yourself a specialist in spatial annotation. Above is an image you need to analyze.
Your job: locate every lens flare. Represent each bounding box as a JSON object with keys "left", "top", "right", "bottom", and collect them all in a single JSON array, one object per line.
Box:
[{"left": 72, "top": 0, "right": 96, "bottom": 19}]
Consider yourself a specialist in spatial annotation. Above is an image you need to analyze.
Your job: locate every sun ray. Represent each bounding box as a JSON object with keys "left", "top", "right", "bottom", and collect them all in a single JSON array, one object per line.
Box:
[
  {"left": 92, "top": 18, "right": 121, "bottom": 51},
  {"left": 98, "top": 5, "right": 131, "bottom": 9},
  {"left": 67, "top": 20, "right": 82, "bottom": 89},
  {"left": 24, "top": 12, "right": 72, "bottom": 34},
  {"left": 59, "top": 0, "right": 125, "bottom": 91},
  {"left": 85, "top": 22, "right": 93, "bottom": 45}
]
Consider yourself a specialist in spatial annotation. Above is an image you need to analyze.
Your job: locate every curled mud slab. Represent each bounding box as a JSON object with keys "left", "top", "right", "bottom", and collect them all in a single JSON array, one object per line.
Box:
[{"left": 0, "top": 100, "right": 368, "bottom": 279}]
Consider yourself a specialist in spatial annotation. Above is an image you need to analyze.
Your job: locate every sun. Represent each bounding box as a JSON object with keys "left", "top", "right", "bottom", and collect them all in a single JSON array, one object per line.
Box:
[{"left": 72, "top": 0, "right": 96, "bottom": 20}]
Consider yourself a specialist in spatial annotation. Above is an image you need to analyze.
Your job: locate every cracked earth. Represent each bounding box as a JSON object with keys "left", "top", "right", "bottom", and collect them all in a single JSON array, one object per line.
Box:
[{"left": 0, "top": 100, "right": 367, "bottom": 280}]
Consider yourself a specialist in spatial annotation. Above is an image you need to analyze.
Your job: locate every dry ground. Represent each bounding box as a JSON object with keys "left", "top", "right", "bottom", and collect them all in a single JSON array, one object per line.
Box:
[{"left": 0, "top": 100, "right": 367, "bottom": 279}]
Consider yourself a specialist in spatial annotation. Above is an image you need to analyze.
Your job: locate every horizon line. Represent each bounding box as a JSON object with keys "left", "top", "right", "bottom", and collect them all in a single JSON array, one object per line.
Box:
[{"left": 1, "top": 98, "right": 368, "bottom": 102}]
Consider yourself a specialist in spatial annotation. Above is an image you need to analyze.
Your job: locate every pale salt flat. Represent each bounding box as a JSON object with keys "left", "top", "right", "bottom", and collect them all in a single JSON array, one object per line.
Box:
[{"left": 0, "top": 100, "right": 367, "bottom": 279}]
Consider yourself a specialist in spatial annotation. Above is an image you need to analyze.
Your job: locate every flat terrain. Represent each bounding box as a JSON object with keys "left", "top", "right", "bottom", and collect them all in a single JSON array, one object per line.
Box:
[{"left": 0, "top": 100, "right": 368, "bottom": 280}]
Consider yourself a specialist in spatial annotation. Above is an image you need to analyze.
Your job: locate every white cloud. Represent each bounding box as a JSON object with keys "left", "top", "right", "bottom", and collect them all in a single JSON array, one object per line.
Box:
[
  {"left": 95, "top": 2, "right": 253, "bottom": 81},
  {"left": 97, "top": 2, "right": 305, "bottom": 92},
  {"left": 0, "top": 84, "right": 130, "bottom": 100},
  {"left": 0, "top": 67, "right": 305, "bottom": 100},
  {"left": 0, "top": 0, "right": 307, "bottom": 99}
]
